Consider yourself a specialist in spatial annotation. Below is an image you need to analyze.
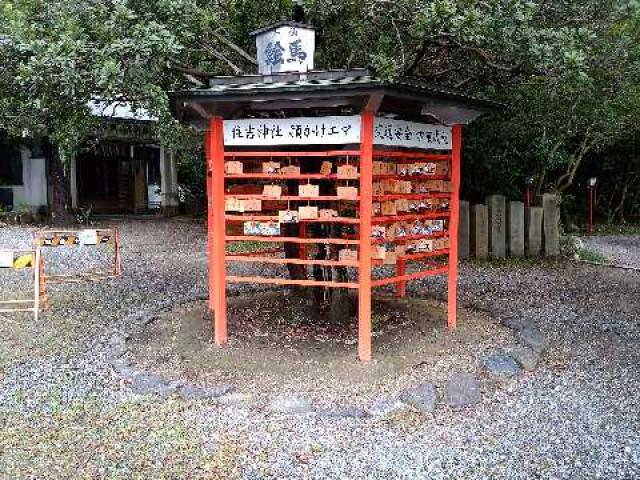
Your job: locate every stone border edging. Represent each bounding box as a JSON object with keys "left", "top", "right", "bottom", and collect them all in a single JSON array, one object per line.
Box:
[{"left": 107, "top": 296, "right": 550, "bottom": 418}]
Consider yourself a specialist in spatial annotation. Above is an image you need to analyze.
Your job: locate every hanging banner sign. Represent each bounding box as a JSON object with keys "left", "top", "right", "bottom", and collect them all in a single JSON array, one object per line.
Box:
[
  {"left": 224, "top": 115, "right": 361, "bottom": 146},
  {"left": 224, "top": 116, "right": 452, "bottom": 150},
  {"left": 373, "top": 119, "right": 452, "bottom": 150}
]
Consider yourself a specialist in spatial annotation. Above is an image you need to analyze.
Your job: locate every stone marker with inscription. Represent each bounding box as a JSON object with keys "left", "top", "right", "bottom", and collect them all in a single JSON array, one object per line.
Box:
[
  {"left": 486, "top": 195, "right": 506, "bottom": 258},
  {"left": 471, "top": 204, "right": 489, "bottom": 259},
  {"left": 543, "top": 194, "right": 560, "bottom": 256},
  {"left": 458, "top": 200, "right": 470, "bottom": 260},
  {"left": 507, "top": 201, "right": 525, "bottom": 256},
  {"left": 526, "top": 207, "right": 543, "bottom": 256}
]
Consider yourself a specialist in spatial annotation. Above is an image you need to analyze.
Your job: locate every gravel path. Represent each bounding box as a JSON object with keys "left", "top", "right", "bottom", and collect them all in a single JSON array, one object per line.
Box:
[
  {"left": 1, "top": 220, "right": 638, "bottom": 479},
  {"left": 581, "top": 234, "right": 640, "bottom": 268}
]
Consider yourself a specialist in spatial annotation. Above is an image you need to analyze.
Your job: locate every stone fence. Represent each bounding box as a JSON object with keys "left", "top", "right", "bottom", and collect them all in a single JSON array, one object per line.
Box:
[{"left": 458, "top": 193, "right": 560, "bottom": 259}]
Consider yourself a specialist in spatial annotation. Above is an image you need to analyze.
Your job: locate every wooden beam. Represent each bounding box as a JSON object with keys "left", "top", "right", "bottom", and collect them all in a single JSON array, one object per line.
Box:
[{"left": 364, "top": 93, "right": 384, "bottom": 113}]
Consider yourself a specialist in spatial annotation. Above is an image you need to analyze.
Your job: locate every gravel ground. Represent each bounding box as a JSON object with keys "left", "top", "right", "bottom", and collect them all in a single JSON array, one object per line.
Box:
[
  {"left": 581, "top": 234, "right": 640, "bottom": 268},
  {"left": 0, "top": 220, "right": 638, "bottom": 479}
]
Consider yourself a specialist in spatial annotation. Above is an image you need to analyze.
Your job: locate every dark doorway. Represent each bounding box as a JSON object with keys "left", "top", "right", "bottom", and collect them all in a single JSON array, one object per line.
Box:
[{"left": 77, "top": 141, "right": 161, "bottom": 214}]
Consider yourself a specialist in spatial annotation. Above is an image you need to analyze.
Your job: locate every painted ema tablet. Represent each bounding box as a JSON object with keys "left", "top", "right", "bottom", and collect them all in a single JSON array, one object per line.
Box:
[
  {"left": 0, "top": 251, "right": 14, "bottom": 268},
  {"left": 79, "top": 229, "right": 98, "bottom": 245}
]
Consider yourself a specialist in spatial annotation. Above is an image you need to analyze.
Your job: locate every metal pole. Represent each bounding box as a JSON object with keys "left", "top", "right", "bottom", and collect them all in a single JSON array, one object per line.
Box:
[
  {"left": 589, "top": 186, "right": 593, "bottom": 233},
  {"left": 358, "top": 111, "right": 374, "bottom": 362},
  {"left": 448, "top": 125, "right": 462, "bottom": 329}
]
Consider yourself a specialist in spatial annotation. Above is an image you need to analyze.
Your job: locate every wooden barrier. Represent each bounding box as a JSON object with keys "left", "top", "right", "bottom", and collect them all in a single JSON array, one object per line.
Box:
[
  {"left": 33, "top": 228, "right": 122, "bottom": 283},
  {"left": 0, "top": 248, "right": 48, "bottom": 320}
]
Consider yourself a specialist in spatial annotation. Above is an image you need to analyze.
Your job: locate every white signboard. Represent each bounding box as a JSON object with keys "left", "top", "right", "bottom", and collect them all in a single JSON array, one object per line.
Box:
[
  {"left": 374, "top": 118, "right": 452, "bottom": 150},
  {"left": 79, "top": 229, "right": 98, "bottom": 246},
  {"left": 224, "top": 116, "right": 361, "bottom": 146},
  {"left": 223, "top": 116, "right": 452, "bottom": 150},
  {"left": 0, "top": 251, "right": 13, "bottom": 268},
  {"left": 255, "top": 25, "right": 315, "bottom": 74}
]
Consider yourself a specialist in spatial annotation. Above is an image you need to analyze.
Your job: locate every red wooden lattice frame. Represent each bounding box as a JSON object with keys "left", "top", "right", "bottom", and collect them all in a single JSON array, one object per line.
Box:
[{"left": 205, "top": 112, "right": 462, "bottom": 361}]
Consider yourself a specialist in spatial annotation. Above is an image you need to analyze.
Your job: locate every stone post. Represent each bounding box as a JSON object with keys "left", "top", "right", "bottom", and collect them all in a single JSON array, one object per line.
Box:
[
  {"left": 471, "top": 204, "right": 489, "bottom": 259},
  {"left": 507, "top": 201, "right": 525, "bottom": 256},
  {"left": 526, "top": 207, "right": 543, "bottom": 256},
  {"left": 486, "top": 195, "right": 506, "bottom": 258},
  {"left": 458, "top": 200, "right": 470, "bottom": 260},
  {"left": 543, "top": 193, "right": 560, "bottom": 256}
]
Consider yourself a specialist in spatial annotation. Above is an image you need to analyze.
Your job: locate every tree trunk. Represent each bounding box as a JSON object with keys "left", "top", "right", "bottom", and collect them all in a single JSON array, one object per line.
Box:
[{"left": 49, "top": 149, "right": 74, "bottom": 224}]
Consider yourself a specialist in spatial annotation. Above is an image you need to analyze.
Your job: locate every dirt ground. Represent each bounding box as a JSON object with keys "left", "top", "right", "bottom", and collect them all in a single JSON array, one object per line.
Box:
[{"left": 128, "top": 292, "right": 510, "bottom": 395}]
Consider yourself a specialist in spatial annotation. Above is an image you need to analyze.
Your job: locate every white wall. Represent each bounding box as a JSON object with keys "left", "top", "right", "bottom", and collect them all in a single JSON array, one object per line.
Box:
[{"left": 12, "top": 147, "right": 48, "bottom": 211}]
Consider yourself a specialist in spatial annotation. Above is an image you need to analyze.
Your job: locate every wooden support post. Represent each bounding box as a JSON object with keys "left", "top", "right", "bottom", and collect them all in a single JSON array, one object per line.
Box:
[
  {"left": 358, "top": 111, "right": 374, "bottom": 362},
  {"left": 207, "top": 117, "right": 227, "bottom": 345},
  {"left": 447, "top": 124, "right": 462, "bottom": 329},
  {"left": 395, "top": 259, "right": 406, "bottom": 297}
]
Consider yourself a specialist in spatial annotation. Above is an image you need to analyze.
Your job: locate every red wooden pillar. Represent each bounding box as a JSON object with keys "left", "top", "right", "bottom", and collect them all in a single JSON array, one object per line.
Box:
[
  {"left": 206, "top": 117, "right": 227, "bottom": 345},
  {"left": 447, "top": 124, "right": 462, "bottom": 329},
  {"left": 358, "top": 111, "right": 374, "bottom": 362},
  {"left": 395, "top": 259, "right": 406, "bottom": 297}
]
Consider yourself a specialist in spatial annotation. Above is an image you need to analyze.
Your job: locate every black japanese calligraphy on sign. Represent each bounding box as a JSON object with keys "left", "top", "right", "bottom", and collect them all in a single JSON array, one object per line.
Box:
[
  {"left": 225, "top": 117, "right": 360, "bottom": 146},
  {"left": 374, "top": 120, "right": 452, "bottom": 149}
]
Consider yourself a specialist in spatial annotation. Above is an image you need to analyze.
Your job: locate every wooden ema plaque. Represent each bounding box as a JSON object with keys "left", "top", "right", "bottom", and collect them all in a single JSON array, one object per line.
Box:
[
  {"left": 337, "top": 164, "right": 358, "bottom": 179},
  {"left": 263, "top": 185, "right": 282, "bottom": 198},
  {"left": 299, "top": 184, "right": 320, "bottom": 197},
  {"left": 263, "top": 161, "right": 280, "bottom": 174},
  {"left": 372, "top": 245, "right": 386, "bottom": 261},
  {"left": 337, "top": 186, "right": 358, "bottom": 199},
  {"left": 320, "top": 161, "right": 333, "bottom": 175},
  {"left": 384, "top": 249, "right": 397, "bottom": 265},
  {"left": 338, "top": 248, "right": 358, "bottom": 262},
  {"left": 371, "top": 225, "right": 386, "bottom": 239},
  {"left": 225, "top": 198, "right": 243, "bottom": 212},
  {"left": 399, "top": 181, "right": 412, "bottom": 194},
  {"left": 278, "top": 210, "right": 299, "bottom": 223},
  {"left": 280, "top": 165, "right": 301, "bottom": 175},
  {"left": 381, "top": 200, "right": 397, "bottom": 216},
  {"left": 243, "top": 199, "right": 262, "bottom": 212},
  {"left": 298, "top": 206, "right": 319, "bottom": 220},
  {"left": 319, "top": 208, "right": 338, "bottom": 219},
  {"left": 224, "top": 161, "right": 243, "bottom": 174},
  {"left": 396, "top": 198, "right": 410, "bottom": 212}
]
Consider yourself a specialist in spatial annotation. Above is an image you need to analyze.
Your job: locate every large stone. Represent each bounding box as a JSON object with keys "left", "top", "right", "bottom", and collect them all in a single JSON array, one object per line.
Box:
[
  {"left": 269, "top": 394, "right": 313, "bottom": 414},
  {"left": 458, "top": 200, "right": 470, "bottom": 260},
  {"left": 500, "top": 316, "right": 534, "bottom": 332},
  {"left": 129, "top": 372, "right": 177, "bottom": 397},
  {"left": 368, "top": 395, "right": 406, "bottom": 416},
  {"left": 543, "top": 193, "right": 560, "bottom": 256},
  {"left": 471, "top": 204, "right": 489, "bottom": 259},
  {"left": 399, "top": 383, "right": 437, "bottom": 413},
  {"left": 484, "top": 354, "right": 520, "bottom": 378},
  {"left": 179, "top": 383, "right": 235, "bottom": 400},
  {"left": 323, "top": 407, "right": 370, "bottom": 418},
  {"left": 518, "top": 327, "right": 548, "bottom": 353},
  {"left": 446, "top": 373, "right": 481, "bottom": 407},
  {"left": 486, "top": 195, "right": 507, "bottom": 258},
  {"left": 507, "top": 201, "right": 525, "bottom": 256},
  {"left": 510, "top": 346, "right": 540, "bottom": 371},
  {"left": 526, "top": 207, "right": 544, "bottom": 256}
]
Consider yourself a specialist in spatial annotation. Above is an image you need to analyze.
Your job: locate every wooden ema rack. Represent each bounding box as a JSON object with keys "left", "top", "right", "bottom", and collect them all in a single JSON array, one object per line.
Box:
[{"left": 205, "top": 112, "right": 462, "bottom": 361}]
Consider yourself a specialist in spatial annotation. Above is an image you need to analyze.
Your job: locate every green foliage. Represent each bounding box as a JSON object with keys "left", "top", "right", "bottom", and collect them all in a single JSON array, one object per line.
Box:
[
  {"left": 1, "top": 0, "right": 640, "bottom": 221},
  {"left": 575, "top": 247, "right": 609, "bottom": 264}
]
